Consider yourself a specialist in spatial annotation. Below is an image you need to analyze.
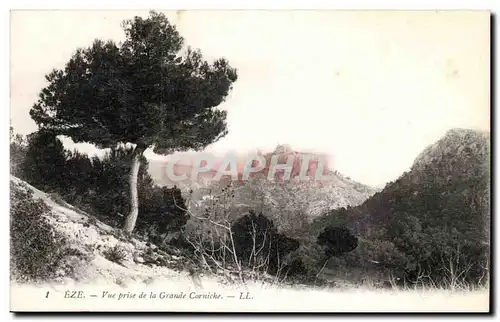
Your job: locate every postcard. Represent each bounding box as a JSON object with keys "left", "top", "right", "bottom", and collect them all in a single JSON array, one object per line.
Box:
[{"left": 9, "top": 9, "right": 491, "bottom": 313}]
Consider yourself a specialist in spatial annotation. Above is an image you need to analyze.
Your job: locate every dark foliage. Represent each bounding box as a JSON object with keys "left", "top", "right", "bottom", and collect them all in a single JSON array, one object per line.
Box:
[
  {"left": 317, "top": 226, "right": 358, "bottom": 257},
  {"left": 310, "top": 129, "right": 490, "bottom": 286},
  {"left": 29, "top": 10, "right": 237, "bottom": 233},
  {"left": 102, "top": 245, "right": 128, "bottom": 264},
  {"left": 74, "top": 147, "right": 189, "bottom": 237},
  {"left": 20, "top": 130, "right": 67, "bottom": 192},
  {"left": 71, "top": 147, "right": 151, "bottom": 227},
  {"left": 18, "top": 136, "right": 189, "bottom": 242},
  {"left": 231, "top": 211, "right": 300, "bottom": 275},
  {"left": 30, "top": 11, "right": 237, "bottom": 153},
  {"left": 10, "top": 127, "right": 27, "bottom": 178},
  {"left": 137, "top": 185, "right": 189, "bottom": 235},
  {"left": 10, "top": 181, "right": 70, "bottom": 282},
  {"left": 282, "top": 258, "right": 308, "bottom": 278}
]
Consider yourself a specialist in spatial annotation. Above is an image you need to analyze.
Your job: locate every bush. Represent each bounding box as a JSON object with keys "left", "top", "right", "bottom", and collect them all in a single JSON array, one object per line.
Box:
[
  {"left": 20, "top": 142, "right": 189, "bottom": 240},
  {"left": 10, "top": 181, "right": 70, "bottom": 282},
  {"left": 136, "top": 185, "right": 189, "bottom": 236},
  {"left": 282, "top": 257, "right": 308, "bottom": 278},
  {"left": 63, "top": 147, "right": 188, "bottom": 239},
  {"left": 102, "top": 245, "right": 128, "bottom": 264},
  {"left": 20, "top": 130, "right": 67, "bottom": 192},
  {"left": 231, "top": 211, "right": 300, "bottom": 275},
  {"left": 317, "top": 226, "right": 358, "bottom": 257},
  {"left": 10, "top": 127, "right": 27, "bottom": 178}
]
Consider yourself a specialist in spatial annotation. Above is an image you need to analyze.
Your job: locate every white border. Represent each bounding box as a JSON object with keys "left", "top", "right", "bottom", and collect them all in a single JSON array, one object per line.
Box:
[{"left": 3, "top": 0, "right": 500, "bottom": 10}]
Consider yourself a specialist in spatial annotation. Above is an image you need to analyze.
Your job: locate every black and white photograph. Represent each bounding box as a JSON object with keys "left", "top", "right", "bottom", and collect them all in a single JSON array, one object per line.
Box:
[{"left": 9, "top": 9, "right": 491, "bottom": 312}]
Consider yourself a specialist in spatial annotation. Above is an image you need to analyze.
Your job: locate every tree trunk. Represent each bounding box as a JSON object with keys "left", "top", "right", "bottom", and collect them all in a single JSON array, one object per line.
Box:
[
  {"left": 123, "top": 150, "right": 142, "bottom": 234},
  {"left": 316, "top": 258, "right": 330, "bottom": 279}
]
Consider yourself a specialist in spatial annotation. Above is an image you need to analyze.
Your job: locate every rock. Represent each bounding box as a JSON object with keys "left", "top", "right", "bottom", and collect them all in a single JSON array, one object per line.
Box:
[
  {"left": 130, "top": 239, "right": 141, "bottom": 248},
  {"left": 156, "top": 256, "right": 169, "bottom": 266}
]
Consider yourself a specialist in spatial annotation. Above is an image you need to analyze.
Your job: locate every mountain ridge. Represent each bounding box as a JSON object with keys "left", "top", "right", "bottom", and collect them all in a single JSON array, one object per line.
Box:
[
  {"left": 147, "top": 145, "right": 379, "bottom": 225},
  {"left": 312, "top": 127, "right": 490, "bottom": 239}
]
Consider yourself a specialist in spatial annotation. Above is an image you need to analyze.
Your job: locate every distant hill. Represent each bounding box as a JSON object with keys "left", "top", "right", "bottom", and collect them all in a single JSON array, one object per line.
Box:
[
  {"left": 147, "top": 145, "right": 337, "bottom": 189},
  {"left": 313, "top": 128, "right": 490, "bottom": 236},
  {"left": 309, "top": 128, "right": 490, "bottom": 284},
  {"left": 147, "top": 145, "right": 379, "bottom": 235},
  {"left": 228, "top": 170, "right": 379, "bottom": 234}
]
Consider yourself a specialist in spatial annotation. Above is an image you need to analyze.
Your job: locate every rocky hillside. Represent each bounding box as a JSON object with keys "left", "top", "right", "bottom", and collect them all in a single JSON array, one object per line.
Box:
[
  {"left": 232, "top": 170, "right": 378, "bottom": 219},
  {"left": 10, "top": 176, "right": 194, "bottom": 286},
  {"left": 148, "top": 145, "right": 378, "bottom": 231},
  {"left": 413, "top": 128, "right": 490, "bottom": 172},
  {"left": 245, "top": 145, "right": 379, "bottom": 220},
  {"left": 306, "top": 128, "right": 490, "bottom": 286},
  {"left": 312, "top": 127, "right": 490, "bottom": 243}
]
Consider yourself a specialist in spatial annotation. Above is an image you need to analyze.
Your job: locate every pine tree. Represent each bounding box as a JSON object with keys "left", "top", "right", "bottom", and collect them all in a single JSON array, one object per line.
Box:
[{"left": 29, "top": 11, "right": 238, "bottom": 233}]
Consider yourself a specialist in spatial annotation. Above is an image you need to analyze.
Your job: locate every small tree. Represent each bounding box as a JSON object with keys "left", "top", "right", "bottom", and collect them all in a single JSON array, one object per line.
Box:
[
  {"left": 10, "top": 127, "right": 27, "bottom": 178},
  {"left": 317, "top": 226, "right": 359, "bottom": 257},
  {"left": 30, "top": 11, "right": 238, "bottom": 233},
  {"left": 316, "top": 226, "right": 358, "bottom": 277},
  {"left": 231, "top": 211, "right": 300, "bottom": 276}
]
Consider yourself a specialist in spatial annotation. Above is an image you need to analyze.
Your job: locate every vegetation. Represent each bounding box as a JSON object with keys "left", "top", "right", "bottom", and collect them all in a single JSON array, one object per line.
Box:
[
  {"left": 317, "top": 226, "right": 358, "bottom": 257},
  {"left": 310, "top": 129, "right": 490, "bottom": 288},
  {"left": 8, "top": 8, "right": 490, "bottom": 291},
  {"left": 10, "top": 181, "right": 71, "bottom": 282},
  {"left": 20, "top": 130, "right": 67, "bottom": 191},
  {"left": 103, "top": 245, "right": 128, "bottom": 264},
  {"left": 9, "top": 126, "right": 27, "bottom": 178},
  {"left": 13, "top": 127, "right": 189, "bottom": 244},
  {"left": 231, "top": 211, "right": 301, "bottom": 276},
  {"left": 29, "top": 10, "right": 237, "bottom": 233},
  {"left": 10, "top": 117, "right": 490, "bottom": 290}
]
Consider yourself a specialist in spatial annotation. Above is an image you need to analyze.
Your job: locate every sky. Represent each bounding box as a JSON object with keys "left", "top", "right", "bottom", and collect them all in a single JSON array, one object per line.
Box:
[{"left": 10, "top": 10, "right": 490, "bottom": 187}]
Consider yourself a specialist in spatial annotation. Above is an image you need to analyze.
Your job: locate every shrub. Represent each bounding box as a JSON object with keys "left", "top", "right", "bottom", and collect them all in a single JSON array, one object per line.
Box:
[
  {"left": 231, "top": 211, "right": 300, "bottom": 275},
  {"left": 20, "top": 142, "right": 189, "bottom": 240},
  {"left": 103, "top": 245, "right": 128, "bottom": 264},
  {"left": 63, "top": 147, "right": 188, "bottom": 239},
  {"left": 20, "top": 130, "right": 67, "bottom": 192},
  {"left": 282, "top": 257, "right": 308, "bottom": 278},
  {"left": 317, "top": 226, "right": 358, "bottom": 257},
  {"left": 10, "top": 181, "right": 70, "bottom": 282},
  {"left": 136, "top": 185, "right": 189, "bottom": 236},
  {"left": 10, "top": 127, "right": 27, "bottom": 179}
]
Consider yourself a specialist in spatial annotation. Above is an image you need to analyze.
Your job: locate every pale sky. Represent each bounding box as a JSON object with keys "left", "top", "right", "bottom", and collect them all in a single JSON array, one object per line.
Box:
[{"left": 10, "top": 10, "right": 490, "bottom": 187}]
